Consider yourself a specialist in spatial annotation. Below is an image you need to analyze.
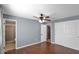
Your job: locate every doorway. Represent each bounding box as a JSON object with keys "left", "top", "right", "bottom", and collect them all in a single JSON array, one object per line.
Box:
[
  {"left": 47, "top": 25, "right": 51, "bottom": 42},
  {"left": 5, "top": 20, "right": 16, "bottom": 52}
]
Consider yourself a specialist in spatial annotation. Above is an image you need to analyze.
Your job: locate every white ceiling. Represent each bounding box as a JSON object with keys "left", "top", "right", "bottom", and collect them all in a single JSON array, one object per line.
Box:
[{"left": 1, "top": 4, "right": 79, "bottom": 20}]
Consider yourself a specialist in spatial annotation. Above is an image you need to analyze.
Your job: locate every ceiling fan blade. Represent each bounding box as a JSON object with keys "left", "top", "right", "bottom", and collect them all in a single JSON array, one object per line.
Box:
[
  {"left": 45, "top": 16, "right": 50, "bottom": 18},
  {"left": 44, "top": 19, "right": 51, "bottom": 21},
  {"left": 47, "top": 20, "right": 51, "bottom": 21},
  {"left": 33, "top": 16, "right": 40, "bottom": 19}
]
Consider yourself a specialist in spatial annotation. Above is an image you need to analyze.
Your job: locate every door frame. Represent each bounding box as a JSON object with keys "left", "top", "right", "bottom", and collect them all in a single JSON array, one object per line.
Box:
[
  {"left": 41, "top": 23, "right": 52, "bottom": 43},
  {"left": 3, "top": 18, "right": 17, "bottom": 53}
]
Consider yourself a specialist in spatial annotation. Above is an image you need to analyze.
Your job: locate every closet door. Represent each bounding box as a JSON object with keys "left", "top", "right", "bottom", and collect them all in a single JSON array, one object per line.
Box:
[{"left": 55, "top": 20, "right": 79, "bottom": 50}]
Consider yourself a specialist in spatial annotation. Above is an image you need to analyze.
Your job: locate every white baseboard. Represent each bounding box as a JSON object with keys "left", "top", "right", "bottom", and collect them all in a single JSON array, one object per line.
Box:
[
  {"left": 41, "top": 40, "right": 46, "bottom": 42},
  {"left": 54, "top": 43, "right": 79, "bottom": 51},
  {"left": 51, "top": 42, "right": 55, "bottom": 44},
  {"left": 16, "top": 41, "right": 42, "bottom": 49}
]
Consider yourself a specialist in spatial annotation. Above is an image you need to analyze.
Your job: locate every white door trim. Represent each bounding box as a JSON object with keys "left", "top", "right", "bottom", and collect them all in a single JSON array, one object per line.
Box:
[{"left": 3, "top": 18, "right": 17, "bottom": 53}]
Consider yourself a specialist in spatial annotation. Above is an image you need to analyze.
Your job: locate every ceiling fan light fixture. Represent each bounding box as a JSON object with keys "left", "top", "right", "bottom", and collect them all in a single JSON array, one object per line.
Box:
[
  {"left": 39, "top": 19, "right": 45, "bottom": 23},
  {"left": 33, "top": 13, "right": 51, "bottom": 24},
  {"left": 43, "top": 20, "right": 45, "bottom": 22},
  {"left": 39, "top": 20, "right": 42, "bottom": 23}
]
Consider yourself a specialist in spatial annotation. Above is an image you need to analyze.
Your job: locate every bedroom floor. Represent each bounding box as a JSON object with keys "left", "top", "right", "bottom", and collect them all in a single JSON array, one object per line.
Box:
[{"left": 5, "top": 41, "right": 79, "bottom": 54}]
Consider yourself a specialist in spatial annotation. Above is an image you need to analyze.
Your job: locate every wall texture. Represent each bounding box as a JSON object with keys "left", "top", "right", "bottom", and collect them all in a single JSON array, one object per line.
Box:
[{"left": 3, "top": 14, "right": 41, "bottom": 48}]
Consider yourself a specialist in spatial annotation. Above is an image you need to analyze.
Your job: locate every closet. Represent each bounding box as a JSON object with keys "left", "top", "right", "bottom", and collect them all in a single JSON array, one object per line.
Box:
[{"left": 55, "top": 20, "right": 79, "bottom": 50}]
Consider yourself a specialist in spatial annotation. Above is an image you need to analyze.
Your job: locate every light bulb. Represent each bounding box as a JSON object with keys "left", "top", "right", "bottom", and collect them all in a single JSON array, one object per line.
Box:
[
  {"left": 42, "top": 20, "right": 45, "bottom": 22},
  {"left": 39, "top": 20, "right": 42, "bottom": 23}
]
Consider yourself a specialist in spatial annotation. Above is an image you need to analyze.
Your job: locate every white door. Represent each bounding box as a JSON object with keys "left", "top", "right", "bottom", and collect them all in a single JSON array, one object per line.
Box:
[{"left": 41, "top": 24, "right": 47, "bottom": 42}]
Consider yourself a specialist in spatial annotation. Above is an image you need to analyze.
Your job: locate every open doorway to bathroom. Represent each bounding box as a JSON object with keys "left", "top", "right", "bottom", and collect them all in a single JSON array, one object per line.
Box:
[{"left": 5, "top": 20, "right": 16, "bottom": 52}]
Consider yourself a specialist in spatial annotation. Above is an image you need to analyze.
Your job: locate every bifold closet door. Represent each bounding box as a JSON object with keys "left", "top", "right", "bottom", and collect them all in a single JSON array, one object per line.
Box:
[{"left": 55, "top": 20, "right": 79, "bottom": 50}]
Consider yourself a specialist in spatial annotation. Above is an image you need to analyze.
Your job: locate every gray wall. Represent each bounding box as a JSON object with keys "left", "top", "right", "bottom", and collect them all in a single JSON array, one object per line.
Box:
[
  {"left": 51, "top": 22, "right": 55, "bottom": 43},
  {"left": 3, "top": 14, "right": 41, "bottom": 48}
]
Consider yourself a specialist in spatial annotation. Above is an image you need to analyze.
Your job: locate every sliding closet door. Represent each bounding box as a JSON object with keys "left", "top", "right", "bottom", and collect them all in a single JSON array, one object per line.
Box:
[{"left": 55, "top": 20, "right": 79, "bottom": 50}]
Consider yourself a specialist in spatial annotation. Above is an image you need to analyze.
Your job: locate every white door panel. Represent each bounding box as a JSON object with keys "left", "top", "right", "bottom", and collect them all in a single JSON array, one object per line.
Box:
[{"left": 41, "top": 24, "right": 47, "bottom": 42}]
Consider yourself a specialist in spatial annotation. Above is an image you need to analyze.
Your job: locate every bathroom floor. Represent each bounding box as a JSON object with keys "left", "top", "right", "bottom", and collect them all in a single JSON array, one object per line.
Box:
[{"left": 5, "top": 41, "right": 15, "bottom": 52}]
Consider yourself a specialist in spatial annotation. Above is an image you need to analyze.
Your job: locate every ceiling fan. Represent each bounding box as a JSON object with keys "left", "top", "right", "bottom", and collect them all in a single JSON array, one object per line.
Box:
[{"left": 33, "top": 13, "right": 51, "bottom": 23}]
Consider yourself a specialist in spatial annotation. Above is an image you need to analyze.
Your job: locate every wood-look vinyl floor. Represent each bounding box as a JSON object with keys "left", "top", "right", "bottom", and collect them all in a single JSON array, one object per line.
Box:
[
  {"left": 5, "top": 41, "right": 79, "bottom": 54},
  {"left": 5, "top": 41, "right": 15, "bottom": 52}
]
